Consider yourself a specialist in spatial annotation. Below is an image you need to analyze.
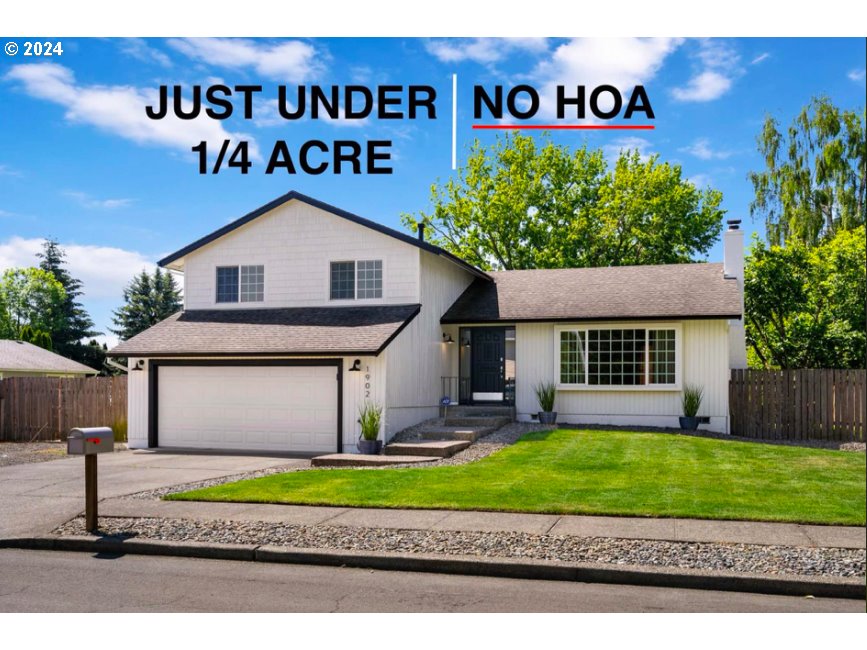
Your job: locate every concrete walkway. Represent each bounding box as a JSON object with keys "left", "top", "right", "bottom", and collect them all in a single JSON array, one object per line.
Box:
[{"left": 97, "top": 497, "right": 867, "bottom": 550}]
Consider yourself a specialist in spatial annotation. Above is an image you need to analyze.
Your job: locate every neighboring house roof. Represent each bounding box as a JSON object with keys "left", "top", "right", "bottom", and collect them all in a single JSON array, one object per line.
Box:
[
  {"left": 441, "top": 263, "right": 742, "bottom": 324},
  {"left": 108, "top": 304, "right": 422, "bottom": 358},
  {"left": 157, "top": 190, "right": 491, "bottom": 281},
  {"left": 0, "top": 340, "right": 97, "bottom": 375}
]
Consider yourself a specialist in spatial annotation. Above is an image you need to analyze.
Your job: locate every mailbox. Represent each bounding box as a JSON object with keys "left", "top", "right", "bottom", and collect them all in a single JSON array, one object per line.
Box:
[{"left": 67, "top": 427, "right": 114, "bottom": 455}]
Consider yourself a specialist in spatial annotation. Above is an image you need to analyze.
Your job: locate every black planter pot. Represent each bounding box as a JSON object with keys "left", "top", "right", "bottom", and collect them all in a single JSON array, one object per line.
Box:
[
  {"left": 357, "top": 439, "right": 382, "bottom": 455},
  {"left": 538, "top": 411, "right": 558, "bottom": 425},
  {"left": 679, "top": 416, "right": 700, "bottom": 431}
]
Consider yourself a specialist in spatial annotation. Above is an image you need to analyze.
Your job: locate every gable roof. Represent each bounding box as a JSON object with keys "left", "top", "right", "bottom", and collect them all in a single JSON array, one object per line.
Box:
[
  {"left": 441, "top": 263, "right": 742, "bottom": 323},
  {"left": 0, "top": 340, "right": 97, "bottom": 375},
  {"left": 158, "top": 190, "right": 490, "bottom": 280},
  {"left": 107, "top": 304, "right": 421, "bottom": 358}
]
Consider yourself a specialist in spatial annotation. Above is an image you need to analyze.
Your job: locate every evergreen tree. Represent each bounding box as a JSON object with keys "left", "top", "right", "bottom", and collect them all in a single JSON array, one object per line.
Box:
[
  {"left": 37, "top": 239, "right": 99, "bottom": 363},
  {"left": 110, "top": 268, "right": 182, "bottom": 341}
]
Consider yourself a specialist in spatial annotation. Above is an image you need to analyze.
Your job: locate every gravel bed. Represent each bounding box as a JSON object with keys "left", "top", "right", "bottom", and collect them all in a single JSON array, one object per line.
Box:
[
  {"left": 55, "top": 515, "right": 866, "bottom": 578},
  {"left": 0, "top": 442, "right": 67, "bottom": 466}
]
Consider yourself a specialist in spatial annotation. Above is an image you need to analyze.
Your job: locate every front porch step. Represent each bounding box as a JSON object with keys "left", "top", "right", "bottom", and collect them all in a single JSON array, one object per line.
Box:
[
  {"left": 420, "top": 426, "right": 495, "bottom": 442},
  {"left": 443, "top": 416, "right": 512, "bottom": 429},
  {"left": 311, "top": 453, "right": 436, "bottom": 467},
  {"left": 443, "top": 405, "right": 515, "bottom": 418},
  {"left": 384, "top": 440, "right": 471, "bottom": 458}
]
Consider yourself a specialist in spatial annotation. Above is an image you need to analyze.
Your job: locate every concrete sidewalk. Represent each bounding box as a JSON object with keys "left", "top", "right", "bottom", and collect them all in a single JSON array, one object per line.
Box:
[{"left": 98, "top": 497, "right": 867, "bottom": 549}]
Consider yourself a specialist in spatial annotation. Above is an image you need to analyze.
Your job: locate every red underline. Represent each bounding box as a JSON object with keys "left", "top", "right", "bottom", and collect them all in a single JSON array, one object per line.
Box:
[{"left": 472, "top": 124, "right": 655, "bottom": 130}]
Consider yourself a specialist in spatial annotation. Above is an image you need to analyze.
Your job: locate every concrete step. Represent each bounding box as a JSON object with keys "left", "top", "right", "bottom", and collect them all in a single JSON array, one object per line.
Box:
[
  {"left": 443, "top": 416, "right": 512, "bottom": 429},
  {"left": 443, "top": 405, "right": 514, "bottom": 418},
  {"left": 420, "top": 426, "right": 495, "bottom": 442},
  {"left": 311, "top": 454, "right": 436, "bottom": 467},
  {"left": 384, "top": 440, "right": 471, "bottom": 458}
]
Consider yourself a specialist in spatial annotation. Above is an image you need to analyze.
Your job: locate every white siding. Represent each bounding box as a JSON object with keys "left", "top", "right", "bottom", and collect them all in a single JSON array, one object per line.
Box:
[
  {"left": 125, "top": 354, "right": 386, "bottom": 453},
  {"left": 181, "top": 199, "right": 419, "bottom": 309},
  {"left": 384, "top": 251, "right": 475, "bottom": 438},
  {"left": 515, "top": 320, "right": 731, "bottom": 433}
]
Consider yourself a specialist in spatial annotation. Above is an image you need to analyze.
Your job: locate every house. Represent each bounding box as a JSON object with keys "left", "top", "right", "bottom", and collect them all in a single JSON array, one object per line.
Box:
[
  {"left": 0, "top": 340, "right": 98, "bottom": 378},
  {"left": 109, "top": 190, "right": 745, "bottom": 454}
]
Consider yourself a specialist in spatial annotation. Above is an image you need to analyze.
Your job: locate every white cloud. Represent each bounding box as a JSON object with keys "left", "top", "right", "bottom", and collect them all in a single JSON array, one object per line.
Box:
[
  {"left": 425, "top": 37, "right": 548, "bottom": 65},
  {"left": 5, "top": 63, "right": 260, "bottom": 161},
  {"left": 63, "top": 191, "right": 134, "bottom": 210},
  {"left": 848, "top": 68, "right": 866, "bottom": 82},
  {"left": 603, "top": 136, "right": 654, "bottom": 163},
  {"left": 688, "top": 173, "right": 714, "bottom": 188},
  {"left": 117, "top": 38, "right": 172, "bottom": 67},
  {"left": 679, "top": 137, "right": 732, "bottom": 161},
  {"left": 0, "top": 209, "right": 17, "bottom": 218},
  {"left": 672, "top": 39, "right": 742, "bottom": 103},
  {"left": 0, "top": 164, "right": 22, "bottom": 177},
  {"left": 0, "top": 236, "right": 156, "bottom": 301},
  {"left": 253, "top": 97, "right": 368, "bottom": 129},
  {"left": 167, "top": 38, "right": 325, "bottom": 82},
  {"left": 751, "top": 52, "right": 770, "bottom": 65}
]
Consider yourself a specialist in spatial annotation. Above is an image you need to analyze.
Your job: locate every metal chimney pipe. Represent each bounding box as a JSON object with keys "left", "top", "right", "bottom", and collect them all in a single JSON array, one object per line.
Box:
[{"left": 417, "top": 223, "right": 425, "bottom": 241}]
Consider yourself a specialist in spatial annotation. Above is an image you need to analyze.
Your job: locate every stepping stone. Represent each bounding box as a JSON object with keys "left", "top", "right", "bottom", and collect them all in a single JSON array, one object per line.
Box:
[
  {"left": 420, "top": 427, "right": 494, "bottom": 442},
  {"left": 311, "top": 453, "right": 436, "bottom": 467},
  {"left": 384, "top": 440, "right": 471, "bottom": 458}
]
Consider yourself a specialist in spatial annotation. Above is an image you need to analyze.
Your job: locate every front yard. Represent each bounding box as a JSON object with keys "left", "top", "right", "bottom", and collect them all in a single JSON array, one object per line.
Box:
[{"left": 168, "top": 429, "right": 867, "bottom": 526}]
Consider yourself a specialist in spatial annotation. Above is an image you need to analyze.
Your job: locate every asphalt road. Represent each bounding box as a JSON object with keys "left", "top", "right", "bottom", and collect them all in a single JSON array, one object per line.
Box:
[{"left": 0, "top": 550, "right": 861, "bottom": 612}]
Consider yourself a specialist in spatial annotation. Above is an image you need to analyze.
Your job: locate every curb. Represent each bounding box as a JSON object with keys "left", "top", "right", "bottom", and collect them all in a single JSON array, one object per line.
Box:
[{"left": 1, "top": 535, "right": 863, "bottom": 600}]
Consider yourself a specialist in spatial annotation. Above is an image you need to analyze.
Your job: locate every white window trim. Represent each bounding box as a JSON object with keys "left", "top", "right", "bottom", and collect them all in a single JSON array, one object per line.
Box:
[
  {"left": 328, "top": 258, "right": 386, "bottom": 303},
  {"left": 553, "top": 322, "right": 682, "bottom": 392},
  {"left": 215, "top": 264, "right": 265, "bottom": 304}
]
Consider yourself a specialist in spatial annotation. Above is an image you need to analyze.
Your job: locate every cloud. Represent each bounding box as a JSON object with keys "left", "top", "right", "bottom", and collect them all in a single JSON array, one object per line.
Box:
[
  {"left": 688, "top": 173, "right": 713, "bottom": 188},
  {"left": 63, "top": 191, "right": 135, "bottom": 210},
  {"left": 679, "top": 137, "right": 733, "bottom": 161},
  {"left": 750, "top": 52, "right": 770, "bottom": 65},
  {"left": 5, "top": 63, "right": 260, "bottom": 161},
  {"left": 603, "top": 136, "right": 654, "bottom": 163},
  {"left": 425, "top": 37, "right": 549, "bottom": 65},
  {"left": 0, "top": 236, "right": 156, "bottom": 301},
  {"left": 252, "top": 97, "right": 367, "bottom": 129},
  {"left": 168, "top": 38, "right": 325, "bottom": 82},
  {"left": 672, "top": 39, "right": 742, "bottom": 102},
  {"left": 0, "top": 164, "right": 22, "bottom": 177},
  {"left": 848, "top": 68, "right": 866, "bottom": 82},
  {"left": 0, "top": 209, "right": 17, "bottom": 218},
  {"left": 117, "top": 38, "right": 172, "bottom": 67}
]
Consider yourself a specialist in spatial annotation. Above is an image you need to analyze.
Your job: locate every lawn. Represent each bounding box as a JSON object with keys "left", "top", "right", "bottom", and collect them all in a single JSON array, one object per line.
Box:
[{"left": 168, "top": 429, "right": 867, "bottom": 526}]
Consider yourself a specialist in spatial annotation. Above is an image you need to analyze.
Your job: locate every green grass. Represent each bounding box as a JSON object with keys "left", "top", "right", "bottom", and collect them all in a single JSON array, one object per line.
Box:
[{"left": 168, "top": 429, "right": 867, "bottom": 526}]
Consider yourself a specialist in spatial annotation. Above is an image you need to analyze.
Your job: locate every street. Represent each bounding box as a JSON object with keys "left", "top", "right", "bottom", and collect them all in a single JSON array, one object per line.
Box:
[{"left": 0, "top": 550, "right": 861, "bottom": 612}]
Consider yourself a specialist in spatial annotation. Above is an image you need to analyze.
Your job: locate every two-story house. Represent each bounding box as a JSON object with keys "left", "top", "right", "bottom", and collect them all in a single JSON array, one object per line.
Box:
[{"left": 109, "top": 190, "right": 745, "bottom": 454}]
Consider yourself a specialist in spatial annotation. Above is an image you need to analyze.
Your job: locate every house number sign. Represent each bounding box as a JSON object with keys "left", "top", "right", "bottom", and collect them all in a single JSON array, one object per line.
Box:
[{"left": 364, "top": 365, "right": 372, "bottom": 399}]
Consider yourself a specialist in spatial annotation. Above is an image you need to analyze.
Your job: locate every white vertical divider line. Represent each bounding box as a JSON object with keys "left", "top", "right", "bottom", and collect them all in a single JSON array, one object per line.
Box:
[{"left": 451, "top": 73, "right": 457, "bottom": 170}]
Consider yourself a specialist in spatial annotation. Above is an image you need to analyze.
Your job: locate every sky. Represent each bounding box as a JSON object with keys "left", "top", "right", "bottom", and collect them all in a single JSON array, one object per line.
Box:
[{"left": 0, "top": 37, "right": 864, "bottom": 348}]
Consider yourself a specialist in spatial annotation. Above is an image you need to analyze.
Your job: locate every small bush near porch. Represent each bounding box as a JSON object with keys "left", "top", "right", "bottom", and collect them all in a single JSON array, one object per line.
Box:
[{"left": 168, "top": 429, "right": 866, "bottom": 526}]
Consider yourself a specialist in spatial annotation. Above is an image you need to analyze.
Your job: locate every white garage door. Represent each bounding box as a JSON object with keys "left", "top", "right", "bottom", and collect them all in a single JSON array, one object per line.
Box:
[{"left": 157, "top": 365, "right": 338, "bottom": 453}]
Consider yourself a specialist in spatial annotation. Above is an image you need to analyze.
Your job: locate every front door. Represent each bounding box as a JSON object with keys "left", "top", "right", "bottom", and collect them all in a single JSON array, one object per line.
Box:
[{"left": 471, "top": 328, "right": 506, "bottom": 402}]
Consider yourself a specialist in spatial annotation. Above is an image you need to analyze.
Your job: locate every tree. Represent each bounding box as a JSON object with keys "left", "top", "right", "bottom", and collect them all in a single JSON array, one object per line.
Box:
[
  {"left": 18, "top": 324, "right": 53, "bottom": 350},
  {"left": 110, "top": 268, "right": 182, "bottom": 341},
  {"left": 37, "top": 239, "right": 100, "bottom": 364},
  {"left": 749, "top": 96, "right": 866, "bottom": 247},
  {"left": 401, "top": 134, "right": 724, "bottom": 270},
  {"left": 0, "top": 267, "right": 66, "bottom": 338},
  {"left": 744, "top": 226, "right": 866, "bottom": 369}
]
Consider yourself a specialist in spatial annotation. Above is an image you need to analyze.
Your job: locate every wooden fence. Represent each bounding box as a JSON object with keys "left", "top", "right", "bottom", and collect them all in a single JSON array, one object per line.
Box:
[
  {"left": 0, "top": 376, "right": 127, "bottom": 442},
  {"left": 730, "top": 369, "right": 865, "bottom": 441}
]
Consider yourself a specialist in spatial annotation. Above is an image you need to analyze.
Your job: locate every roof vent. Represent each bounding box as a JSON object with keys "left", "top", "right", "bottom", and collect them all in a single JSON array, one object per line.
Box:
[
  {"left": 417, "top": 223, "right": 426, "bottom": 241},
  {"left": 727, "top": 219, "right": 741, "bottom": 231}
]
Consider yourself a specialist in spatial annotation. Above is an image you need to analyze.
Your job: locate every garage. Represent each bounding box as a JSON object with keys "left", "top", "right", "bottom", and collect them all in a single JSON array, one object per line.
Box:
[{"left": 154, "top": 361, "right": 340, "bottom": 453}]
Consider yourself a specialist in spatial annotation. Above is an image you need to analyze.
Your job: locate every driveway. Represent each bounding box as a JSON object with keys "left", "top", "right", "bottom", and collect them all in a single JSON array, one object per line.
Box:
[{"left": 0, "top": 449, "right": 307, "bottom": 539}]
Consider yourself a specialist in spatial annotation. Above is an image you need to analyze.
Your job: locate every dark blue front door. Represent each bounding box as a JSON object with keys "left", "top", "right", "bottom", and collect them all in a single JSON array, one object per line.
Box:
[{"left": 471, "top": 328, "right": 506, "bottom": 402}]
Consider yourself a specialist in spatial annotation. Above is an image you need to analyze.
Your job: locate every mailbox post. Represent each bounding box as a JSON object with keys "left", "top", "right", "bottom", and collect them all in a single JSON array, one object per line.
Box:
[{"left": 67, "top": 427, "right": 114, "bottom": 533}]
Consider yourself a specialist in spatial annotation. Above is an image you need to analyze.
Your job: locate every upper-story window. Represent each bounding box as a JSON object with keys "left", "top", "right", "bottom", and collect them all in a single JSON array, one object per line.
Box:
[
  {"left": 216, "top": 265, "right": 264, "bottom": 303},
  {"left": 330, "top": 260, "right": 383, "bottom": 300}
]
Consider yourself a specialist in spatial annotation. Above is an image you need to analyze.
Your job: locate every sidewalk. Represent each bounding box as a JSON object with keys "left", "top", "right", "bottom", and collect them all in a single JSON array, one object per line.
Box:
[{"left": 97, "top": 497, "right": 866, "bottom": 549}]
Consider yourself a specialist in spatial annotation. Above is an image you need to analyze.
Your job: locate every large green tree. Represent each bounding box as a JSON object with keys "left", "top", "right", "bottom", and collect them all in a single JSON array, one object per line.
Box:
[
  {"left": 37, "top": 239, "right": 100, "bottom": 364},
  {"left": 749, "top": 96, "right": 866, "bottom": 247},
  {"left": 402, "top": 134, "right": 724, "bottom": 270},
  {"left": 110, "top": 268, "right": 182, "bottom": 341},
  {"left": 0, "top": 267, "right": 66, "bottom": 341},
  {"left": 744, "top": 226, "right": 866, "bottom": 369}
]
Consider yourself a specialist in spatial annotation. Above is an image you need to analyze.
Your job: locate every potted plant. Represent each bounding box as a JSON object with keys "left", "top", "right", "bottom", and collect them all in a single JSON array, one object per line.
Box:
[
  {"left": 357, "top": 400, "right": 383, "bottom": 454},
  {"left": 534, "top": 381, "right": 558, "bottom": 424},
  {"left": 679, "top": 384, "right": 704, "bottom": 430}
]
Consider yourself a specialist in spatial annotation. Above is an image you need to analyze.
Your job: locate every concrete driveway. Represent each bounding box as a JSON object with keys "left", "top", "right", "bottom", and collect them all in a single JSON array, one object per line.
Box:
[{"left": 0, "top": 449, "right": 307, "bottom": 539}]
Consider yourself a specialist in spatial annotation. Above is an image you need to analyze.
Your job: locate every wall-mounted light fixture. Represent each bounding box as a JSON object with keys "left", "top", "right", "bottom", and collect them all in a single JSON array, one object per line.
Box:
[
  {"left": 442, "top": 333, "right": 454, "bottom": 344},
  {"left": 349, "top": 359, "right": 362, "bottom": 372},
  {"left": 130, "top": 359, "right": 145, "bottom": 372}
]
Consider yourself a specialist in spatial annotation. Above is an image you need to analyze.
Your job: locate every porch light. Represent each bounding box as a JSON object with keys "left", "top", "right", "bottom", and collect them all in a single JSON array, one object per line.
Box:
[
  {"left": 442, "top": 333, "right": 454, "bottom": 344},
  {"left": 349, "top": 359, "right": 362, "bottom": 372},
  {"left": 131, "top": 360, "right": 145, "bottom": 371}
]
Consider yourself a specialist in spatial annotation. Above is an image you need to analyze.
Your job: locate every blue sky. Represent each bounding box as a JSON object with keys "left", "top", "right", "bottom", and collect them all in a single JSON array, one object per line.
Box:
[{"left": 0, "top": 37, "right": 864, "bottom": 346}]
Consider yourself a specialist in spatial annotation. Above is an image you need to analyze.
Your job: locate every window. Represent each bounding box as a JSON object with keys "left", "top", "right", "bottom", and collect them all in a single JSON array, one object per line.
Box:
[
  {"left": 557, "top": 326, "right": 679, "bottom": 388},
  {"left": 216, "top": 265, "right": 264, "bottom": 303},
  {"left": 330, "top": 259, "right": 383, "bottom": 300}
]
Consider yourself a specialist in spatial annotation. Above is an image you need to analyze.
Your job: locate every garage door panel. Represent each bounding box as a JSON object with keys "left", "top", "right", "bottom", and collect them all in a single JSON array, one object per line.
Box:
[{"left": 158, "top": 365, "right": 338, "bottom": 453}]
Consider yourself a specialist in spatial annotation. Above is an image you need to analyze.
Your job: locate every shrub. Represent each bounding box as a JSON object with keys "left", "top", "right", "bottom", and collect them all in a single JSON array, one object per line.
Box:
[
  {"left": 111, "top": 416, "right": 128, "bottom": 443},
  {"left": 534, "top": 381, "right": 557, "bottom": 412},
  {"left": 358, "top": 400, "right": 383, "bottom": 441},
  {"left": 681, "top": 384, "right": 704, "bottom": 418}
]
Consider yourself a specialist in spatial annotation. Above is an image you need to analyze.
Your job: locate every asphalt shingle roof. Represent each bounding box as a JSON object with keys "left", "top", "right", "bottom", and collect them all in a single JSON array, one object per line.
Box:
[
  {"left": 0, "top": 340, "right": 97, "bottom": 374},
  {"left": 441, "top": 263, "right": 741, "bottom": 323},
  {"left": 108, "top": 304, "right": 422, "bottom": 357}
]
